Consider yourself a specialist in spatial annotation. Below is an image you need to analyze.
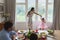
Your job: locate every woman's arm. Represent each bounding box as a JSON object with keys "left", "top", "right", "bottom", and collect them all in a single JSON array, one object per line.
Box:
[{"left": 34, "top": 12, "right": 42, "bottom": 17}]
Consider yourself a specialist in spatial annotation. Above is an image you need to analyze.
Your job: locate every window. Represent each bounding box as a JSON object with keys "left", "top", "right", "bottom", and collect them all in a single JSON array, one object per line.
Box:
[
  {"left": 16, "top": 5, "right": 26, "bottom": 22},
  {"left": 16, "top": 0, "right": 25, "bottom": 3},
  {"left": 15, "top": 0, "right": 54, "bottom": 22},
  {"left": 15, "top": 0, "right": 26, "bottom": 22}
]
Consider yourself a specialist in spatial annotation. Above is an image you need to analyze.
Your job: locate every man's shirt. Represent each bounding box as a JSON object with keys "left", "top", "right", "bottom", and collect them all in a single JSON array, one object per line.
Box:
[{"left": 0, "top": 29, "right": 11, "bottom": 40}]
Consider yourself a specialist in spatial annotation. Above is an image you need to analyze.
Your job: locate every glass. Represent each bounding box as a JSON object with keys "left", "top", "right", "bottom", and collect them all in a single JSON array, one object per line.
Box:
[
  {"left": 16, "top": 0, "right": 25, "bottom": 3},
  {"left": 15, "top": 5, "right": 26, "bottom": 22},
  {"left": 38, "top": 0, "right": 46, "bottom": 21},
  {"left": 48, "top": 0, "right": 54, "bottom": 4},
  {"left": 28, "top": 0, "right": 36, "bottom": 21},
  {"left": 47, "top": 4, "right": 54, "bottom": 22}
]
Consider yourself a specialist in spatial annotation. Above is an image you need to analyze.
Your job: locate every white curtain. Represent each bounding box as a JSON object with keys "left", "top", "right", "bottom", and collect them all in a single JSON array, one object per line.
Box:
[{"left": 53, "top": 0, "right": 60, "bottom": 30}]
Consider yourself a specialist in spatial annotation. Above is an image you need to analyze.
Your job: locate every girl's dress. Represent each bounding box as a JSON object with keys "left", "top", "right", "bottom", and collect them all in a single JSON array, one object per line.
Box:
[{"left": 38, "top": 22, "right": 48, "bottom": 30}]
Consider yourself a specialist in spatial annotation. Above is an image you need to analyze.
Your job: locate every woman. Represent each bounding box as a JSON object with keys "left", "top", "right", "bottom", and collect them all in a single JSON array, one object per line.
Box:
[{"left": 27, "top": 7, "right": 42, "bottom": 29}]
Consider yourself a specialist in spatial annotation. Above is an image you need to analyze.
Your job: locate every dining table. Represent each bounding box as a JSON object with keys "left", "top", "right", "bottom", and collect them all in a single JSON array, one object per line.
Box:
[{"left": 15, "top": 30, "right": 60, "bottom": 40}]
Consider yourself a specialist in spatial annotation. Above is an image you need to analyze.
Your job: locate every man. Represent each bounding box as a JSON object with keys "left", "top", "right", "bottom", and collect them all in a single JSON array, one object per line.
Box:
[{"left": 0, "top": 21, "right": 13, "bottom": 40}]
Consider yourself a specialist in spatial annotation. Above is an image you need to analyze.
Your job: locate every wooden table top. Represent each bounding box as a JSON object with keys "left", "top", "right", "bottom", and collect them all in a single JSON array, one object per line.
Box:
[{"left": 54, "top": 30, "right": 60, "bottom": 40}]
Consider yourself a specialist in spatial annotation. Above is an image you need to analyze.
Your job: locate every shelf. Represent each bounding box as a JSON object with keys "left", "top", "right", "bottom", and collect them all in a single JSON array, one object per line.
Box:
[
  {"left": 0, "top": 2, "right": 4, "bottom": 4},
  {"left": 0, "top": 0, "right": 4, "bottom": 3},
  {"left": 0, "top": 11, "right": 4, "bottom": 13},
  {"left": 0, "top": 3, "right": 4, "bottom": 6}
]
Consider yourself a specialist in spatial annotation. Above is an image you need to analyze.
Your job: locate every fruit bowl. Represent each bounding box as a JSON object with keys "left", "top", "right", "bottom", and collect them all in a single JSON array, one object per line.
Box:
[
  {"left": 40, "top": 32, "right": 47, "bottom": 38},
  {"left": 38, "top": 32, "right": 47, "bottom": 40},
  {"left": 47, "top": 30, "right": 54, "bottom": 35}
]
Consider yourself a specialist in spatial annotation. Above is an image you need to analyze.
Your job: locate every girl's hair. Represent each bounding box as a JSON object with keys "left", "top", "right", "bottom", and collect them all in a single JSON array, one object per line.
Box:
[
  {"left": 41, "top": 18, "right": 44, "bottom": 20},
  {"left": 41, "top": 18, "right": 46, "bottom": 23}
]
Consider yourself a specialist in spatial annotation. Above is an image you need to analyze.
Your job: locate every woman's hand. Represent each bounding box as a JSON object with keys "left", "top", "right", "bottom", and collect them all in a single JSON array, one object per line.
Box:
[
  {"left": 34, "top": 12, "right": 42, "bottom": 17},
  {"left": 39, "top": 15, "right": 42, "bottom": 17}
]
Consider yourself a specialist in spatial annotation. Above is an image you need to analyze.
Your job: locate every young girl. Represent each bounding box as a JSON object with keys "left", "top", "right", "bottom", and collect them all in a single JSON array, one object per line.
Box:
[{"left": 38, "top": 18, "right": 48, "bottom": 30}]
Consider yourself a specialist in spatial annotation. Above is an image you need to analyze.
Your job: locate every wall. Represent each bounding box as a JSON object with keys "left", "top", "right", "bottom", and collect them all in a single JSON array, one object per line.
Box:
[{"left": 15, "top": 22, "right": 53, "bottom": 30}]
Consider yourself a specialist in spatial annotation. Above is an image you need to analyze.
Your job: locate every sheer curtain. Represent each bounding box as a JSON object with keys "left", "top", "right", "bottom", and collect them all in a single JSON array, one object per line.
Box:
[
  {"left": 53, "top": 0, "right": 60, "bottom": 30},
  {"left": 5, "top": 0, "right": 15, "bottom": 23}
]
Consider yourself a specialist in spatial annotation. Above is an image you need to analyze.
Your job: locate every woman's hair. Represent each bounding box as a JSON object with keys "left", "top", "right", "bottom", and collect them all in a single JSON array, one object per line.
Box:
[
  {"left": 30, "top": 33, "right": 38, "bottom": 40},
  {"left": 30, "top": 7, "right": 34, "bottom": 11},
  {"left": 27, "top": 7, "right": 34, "bottom": 15}
]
